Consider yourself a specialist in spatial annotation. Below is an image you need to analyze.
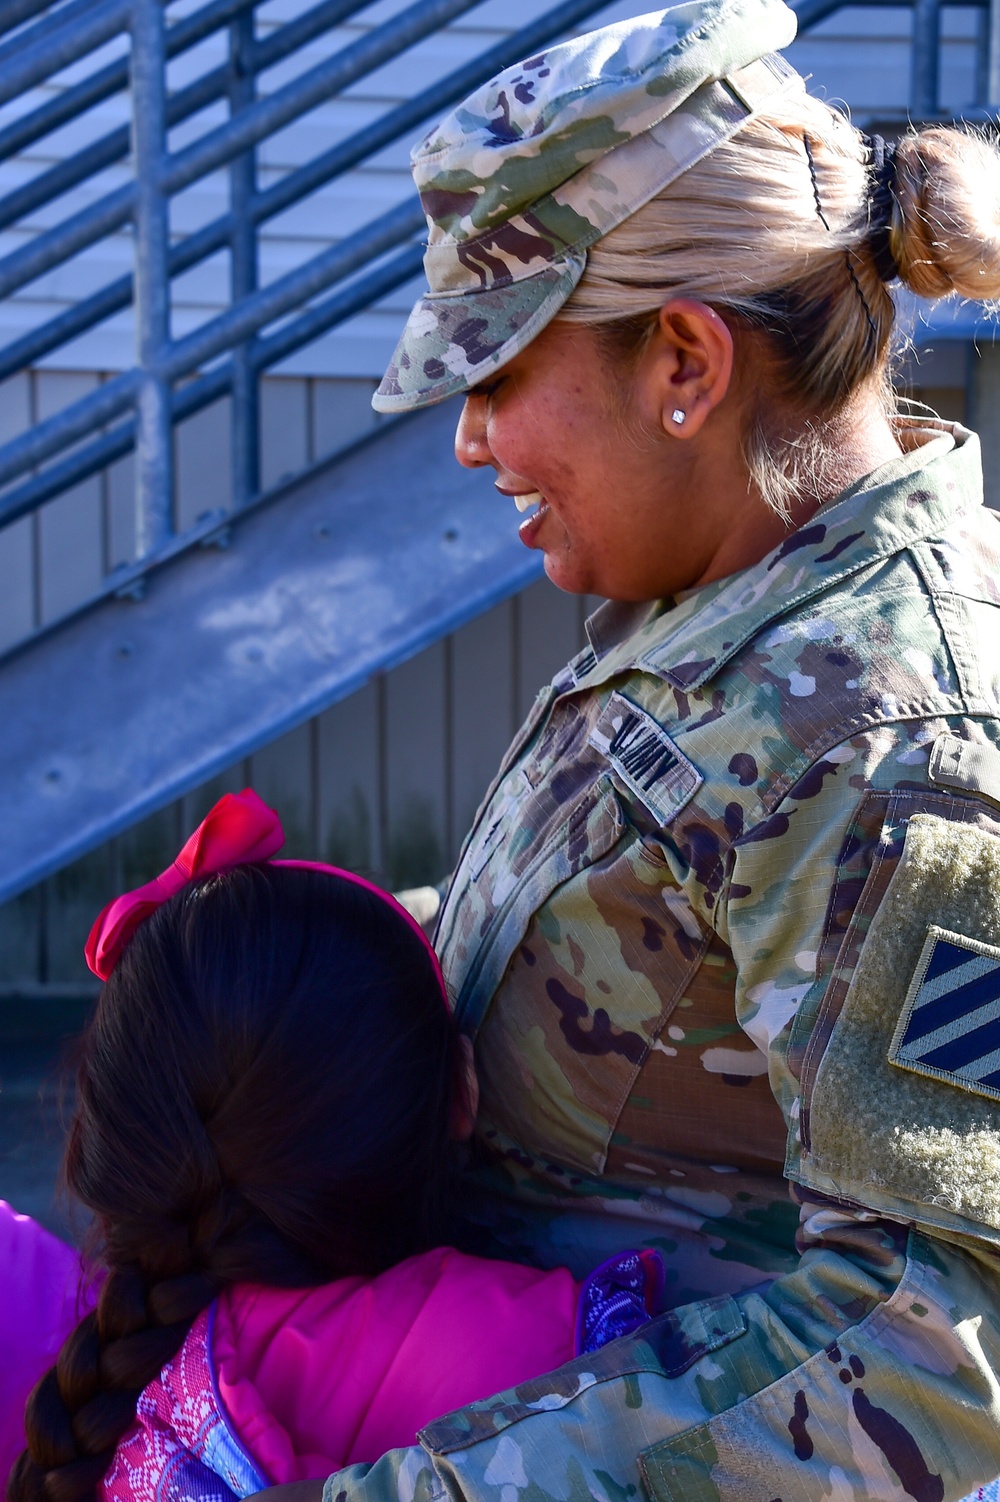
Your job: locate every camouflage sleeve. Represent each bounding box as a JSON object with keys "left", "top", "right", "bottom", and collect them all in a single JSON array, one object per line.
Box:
[
  {"left": 320, "top": 723, "right": 1000, "bottom": 1502},
  {"left": 317, "top": 1218, "right": 1000, "bottom": 1502}
]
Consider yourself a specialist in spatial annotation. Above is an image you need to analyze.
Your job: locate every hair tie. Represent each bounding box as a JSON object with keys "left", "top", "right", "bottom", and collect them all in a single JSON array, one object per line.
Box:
[
  {"left": 866, "top": 132, "right": 900, "bottom": 283},
  {"left": 85, "top": 789, "right": 447, "bottom": 1000}
]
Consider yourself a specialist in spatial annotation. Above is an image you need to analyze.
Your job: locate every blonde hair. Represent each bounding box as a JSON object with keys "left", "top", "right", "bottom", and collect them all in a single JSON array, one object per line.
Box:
[{"left": 559, "top": 94, "right": 1000, "bottom": 514}]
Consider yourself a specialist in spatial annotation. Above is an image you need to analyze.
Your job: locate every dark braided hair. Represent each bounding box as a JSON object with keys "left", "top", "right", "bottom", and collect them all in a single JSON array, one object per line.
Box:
[{"left": 9, "top": 864, "right": 458, "bottom": 1502}]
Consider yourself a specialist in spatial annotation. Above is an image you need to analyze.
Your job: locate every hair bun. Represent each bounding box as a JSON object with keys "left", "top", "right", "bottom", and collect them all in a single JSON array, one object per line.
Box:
[{"left": 891, "top": 125, "right": 1000, "bottom": 299}]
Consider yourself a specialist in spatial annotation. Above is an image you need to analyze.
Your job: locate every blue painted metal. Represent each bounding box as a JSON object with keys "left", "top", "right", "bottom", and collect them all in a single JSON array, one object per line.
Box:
[
  {"left": 0, "top": 0, "right": 617, "bottom": 517},
  {"left": 0, "top": 402, "right": 544, "bottom": 905},
  {"left": 0, "top": 0, "right": 254, "bottom": 165},
  {"left": 229, "top": 7, "right": 260, "bottom": 511},
  {"left": 0, "top": 0, "right": 57, "bottom": 43},
  {"left": 0, "top": 0, "right": 372, "bottom": 235},
  {"left": 0, "top": 239, "right": 426, "bottom": 527},
  {"left": 0, "top": 0, "right": 134, "bottom": 106},
  {"left": 0, "top": 0, "right": 623, "bottom": 385},
  {"left": 0, "top": 197, "right": 425, "bottom": 500},
  {"left": 131, "top": 0, "right": 173, "bottom": 556},
  {"left": 912, "top": 0, "right": 942, "bottom": 115},
  {"left": 990, "top": 0, "right": 1000, "bottom": 102},
  {"left": 0, "top": 0, "right": 985, "bottom": 538},
  {"left": 0, "top": 183, "right": 135, "bottom": 304},
  {"left": 795, "top": 0, "right": 980, "bottom": 23},
  {"left": 0, "top": 0, "right": 484, "bottom": 305},
  {"left": 0, "top": 0, "right": 990, "bottom": 907},
  {"left": 0, "top": 0, "right": 985, "bottom": 590},
  {"left": 0, "top": 374, "right": 140, "bottom": 492}
]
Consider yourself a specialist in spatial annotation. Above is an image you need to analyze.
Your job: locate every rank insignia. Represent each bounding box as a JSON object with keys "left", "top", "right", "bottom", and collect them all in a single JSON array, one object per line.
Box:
[{"left": 889, "top": 925, "right": 1000, "bottom": 1102}]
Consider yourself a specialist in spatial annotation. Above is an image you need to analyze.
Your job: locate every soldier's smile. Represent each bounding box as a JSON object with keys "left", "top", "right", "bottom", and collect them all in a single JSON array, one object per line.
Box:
[
  {"left": 453, "top": 310, "right": 848, "bottom": 601},
  {"left": 515, "top": 497, "right": 550, "bottom": 549},
  {"left": 454, "top": 319, "right": 731, "bottom": 600},
  {"left": 494, "top": 484, "right": 549, "bottom": 543}
]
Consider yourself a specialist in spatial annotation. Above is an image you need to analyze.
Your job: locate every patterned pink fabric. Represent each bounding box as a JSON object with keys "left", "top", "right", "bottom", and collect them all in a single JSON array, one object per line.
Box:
[
  {"left": 102, "top": 1308, "right": 264, "bottom": 1502},
  {"left": 101, "top": 1248, "right": 581, "bottom": 1500},
  {"left": 0, "top": 1202, "right": 95, "bottom": 1484}
]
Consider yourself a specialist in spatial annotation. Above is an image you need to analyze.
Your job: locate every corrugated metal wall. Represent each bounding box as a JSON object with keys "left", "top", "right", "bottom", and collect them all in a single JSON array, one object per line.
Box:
[{"left": 0, "top": 569, "right": 597, "bottom": 992}]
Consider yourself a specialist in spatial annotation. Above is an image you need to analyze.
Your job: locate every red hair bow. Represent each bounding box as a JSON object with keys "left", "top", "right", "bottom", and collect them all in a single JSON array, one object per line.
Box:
[{"left": 85, "top": 789, "right": 283, "bottom": 980}]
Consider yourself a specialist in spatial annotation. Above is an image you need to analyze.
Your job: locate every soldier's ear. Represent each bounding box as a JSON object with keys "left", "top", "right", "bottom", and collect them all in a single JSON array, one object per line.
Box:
[
  {"left": 450, "top": 1033, "right": 479, "bottom": 1141},
  {"left": 643, "top": 299, "right": 734, "bottom": 440}
]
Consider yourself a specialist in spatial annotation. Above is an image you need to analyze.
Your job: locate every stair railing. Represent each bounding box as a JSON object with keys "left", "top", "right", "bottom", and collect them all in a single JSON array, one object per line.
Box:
[
  {"left": 0, "top": 0, "right": 622, "bottom": 631},
  {"left": 0, "top": 0, "right": 991, "bottom": 652}
]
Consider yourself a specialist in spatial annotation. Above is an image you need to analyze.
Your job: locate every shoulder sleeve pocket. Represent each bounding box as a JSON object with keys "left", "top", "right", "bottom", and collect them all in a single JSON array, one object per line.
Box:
[{"left": 798, "top": 801, "right": 1000, "bottom": 1244}]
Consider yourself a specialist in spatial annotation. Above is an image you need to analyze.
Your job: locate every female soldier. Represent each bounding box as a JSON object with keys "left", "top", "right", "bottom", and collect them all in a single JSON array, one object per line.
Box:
[
  {"left": 349, "top": 0, "right": 1000, "bottom": 1494},
  {"left": 79, "top": 0, "right": 1000, "bottom": 1496}
]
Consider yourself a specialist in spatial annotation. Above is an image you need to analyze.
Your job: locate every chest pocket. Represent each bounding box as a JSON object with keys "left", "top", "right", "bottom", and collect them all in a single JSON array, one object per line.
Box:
[
  {"left": 439, "top": 690, "right": 714, "bottom": 1175},
  {"left": 439, "top": 697, "right": 627, "bottom": 1036}
]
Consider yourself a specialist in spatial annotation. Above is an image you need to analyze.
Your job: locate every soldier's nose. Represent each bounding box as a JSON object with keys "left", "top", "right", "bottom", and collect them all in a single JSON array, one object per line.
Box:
[{"left": 455, "top": 397, "right": 493, "bottom": 469}]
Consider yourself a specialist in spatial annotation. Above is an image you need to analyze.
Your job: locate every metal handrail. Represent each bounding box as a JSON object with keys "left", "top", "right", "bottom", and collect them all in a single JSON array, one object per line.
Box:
[
  {"left": 0, "top": 0, "right": 141, "bottom": 106},
  {"left": 0, "top": 0, "right": 61, "bottom": 44},
  {"left": 0, "top": 196, "right": 426, "bottom": 498},
  {"left": 0, "top": 0, "right": 251, "bottom": 162},
  {"left": 0, "top": 241, "right": 427, "bottom": 529},
  {"left": 0, "top": 0, "right": 991, "bottom": 655},
  {"left": 0, "top": 0, "right": 486, "bottom": 303},
  {"left": 0, "top": 0, "right": 620, "bottom": 598},
  {"left": 0, "top": 0, "right": 629, "bottom": 384},
  {"left": 0, "top": 0, "right": 376, "bottom": 232}
]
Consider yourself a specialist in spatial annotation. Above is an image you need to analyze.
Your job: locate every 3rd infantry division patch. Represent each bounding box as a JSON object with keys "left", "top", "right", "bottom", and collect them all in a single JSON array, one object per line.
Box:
[{"left": 889, "top": 925, "right": 1000, "bottom": 1102}]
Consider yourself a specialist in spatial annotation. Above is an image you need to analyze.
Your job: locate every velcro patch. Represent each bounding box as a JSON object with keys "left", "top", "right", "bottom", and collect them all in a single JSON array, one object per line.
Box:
[
  {"left": 589, "top": 692, "right": 702, "bottom": 827},
  {"left": 929, "top": 732, "right": 1000, "bottom": 811},
  {"left": 889, "top": 925, "right": 1000, "bottom": 1102}
]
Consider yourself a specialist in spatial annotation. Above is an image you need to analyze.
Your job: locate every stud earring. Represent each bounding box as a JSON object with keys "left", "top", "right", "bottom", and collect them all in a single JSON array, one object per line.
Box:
[{"left": 671, "top": 408, "right": 685, "bottom": 426}]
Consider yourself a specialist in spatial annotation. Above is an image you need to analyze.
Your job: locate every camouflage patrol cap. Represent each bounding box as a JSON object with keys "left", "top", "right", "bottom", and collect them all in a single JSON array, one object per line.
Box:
[{"left": 373, "top": 0, "right": 803, "bottom": 414}]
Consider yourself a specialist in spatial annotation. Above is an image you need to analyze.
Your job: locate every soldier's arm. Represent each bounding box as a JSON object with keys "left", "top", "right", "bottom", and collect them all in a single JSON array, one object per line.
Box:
[{"left": 313, "top": 725, "right": 1000, "bottom": 1502}]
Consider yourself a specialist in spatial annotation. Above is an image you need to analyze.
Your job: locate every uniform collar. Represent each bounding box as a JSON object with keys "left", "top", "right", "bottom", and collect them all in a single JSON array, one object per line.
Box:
[{"left": 582, "top": 419, "right": 982, "bottom": 692}]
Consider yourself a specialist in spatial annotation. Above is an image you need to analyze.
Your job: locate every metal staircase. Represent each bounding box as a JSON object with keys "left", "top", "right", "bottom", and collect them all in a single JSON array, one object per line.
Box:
[{"left": 0, "top": 0, "right": 995, "bottom": 906}]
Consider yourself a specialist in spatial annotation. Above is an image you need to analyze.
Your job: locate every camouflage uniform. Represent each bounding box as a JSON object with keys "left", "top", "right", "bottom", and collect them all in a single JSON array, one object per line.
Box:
[
  {"left": 347, "top": 2, "right": 1000, "bottom": 1496},
  {"left": 320, "top": 423, "right": 1000, "bottom": 1502}
]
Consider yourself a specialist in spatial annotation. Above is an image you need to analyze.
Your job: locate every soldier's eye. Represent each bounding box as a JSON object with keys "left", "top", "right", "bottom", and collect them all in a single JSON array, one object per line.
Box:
[{"left": 470, "top": 377, "right": 504, "bottom": 401}]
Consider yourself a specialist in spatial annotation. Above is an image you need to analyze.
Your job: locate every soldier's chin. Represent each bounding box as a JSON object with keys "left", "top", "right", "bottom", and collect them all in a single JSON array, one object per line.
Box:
[{"left": 540, "top": 535, "right": 596, "bottom": 597}]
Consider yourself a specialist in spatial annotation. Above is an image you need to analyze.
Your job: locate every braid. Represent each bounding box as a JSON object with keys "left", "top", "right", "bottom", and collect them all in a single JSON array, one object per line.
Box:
[
  {"left": 8, "top": 864, "right": 458, "bottom": 1502},
  {"left": 10, "top": 1183, "right": 328, "bottom": 1502},
  {"left": 11, "top": 1263, "right": 220, "bottom": 1502}
]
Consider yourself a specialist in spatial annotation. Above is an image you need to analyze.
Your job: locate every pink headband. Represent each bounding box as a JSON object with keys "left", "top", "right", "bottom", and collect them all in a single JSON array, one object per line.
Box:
[{"left": 84, "top": 788, "right": 446, "bottom": 998}]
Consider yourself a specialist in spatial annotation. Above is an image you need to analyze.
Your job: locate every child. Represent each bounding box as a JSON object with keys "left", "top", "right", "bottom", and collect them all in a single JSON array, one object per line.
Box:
[{"left": 9, "top": 791, "right": 660, "bottom": 1502}]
